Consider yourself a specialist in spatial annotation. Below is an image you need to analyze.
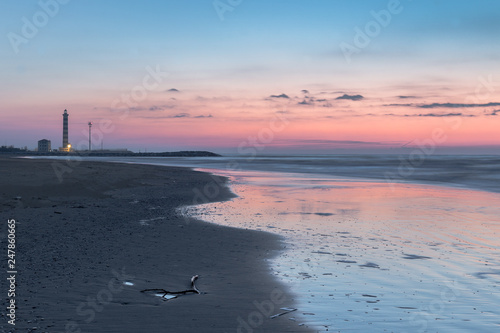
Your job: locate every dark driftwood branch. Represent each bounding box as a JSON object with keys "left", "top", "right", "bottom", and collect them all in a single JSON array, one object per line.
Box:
[
  {"left": 141, "top": 275, "right": 200, "bottom": 299},
  {"left": 270, "top": 307, "right": 297, "bottom": 319}
]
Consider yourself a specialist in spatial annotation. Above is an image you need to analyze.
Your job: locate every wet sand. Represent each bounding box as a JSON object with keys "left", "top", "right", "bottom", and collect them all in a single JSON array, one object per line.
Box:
[
  {"left": 0, "top": 157, "right": 312, "bottom": 332},
  {"left": 185, "top": 170, "right": 500, "bottom": 332}
]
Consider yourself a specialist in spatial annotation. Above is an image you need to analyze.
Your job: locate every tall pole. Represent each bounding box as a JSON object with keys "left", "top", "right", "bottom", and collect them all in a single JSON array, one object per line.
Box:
[{"left": 88, "top": 122, "right": 92, "bottom": 151}]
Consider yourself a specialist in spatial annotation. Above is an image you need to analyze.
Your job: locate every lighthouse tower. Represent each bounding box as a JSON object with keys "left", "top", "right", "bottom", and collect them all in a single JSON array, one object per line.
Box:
[{"left": 62, "top": 109, "right": 70, "bottom": 152}]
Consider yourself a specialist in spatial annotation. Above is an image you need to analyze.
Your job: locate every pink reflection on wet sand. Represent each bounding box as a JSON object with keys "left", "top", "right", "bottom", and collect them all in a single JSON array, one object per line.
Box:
[{"left": 185, "top": 170, "right": 500, "bottom": 332}]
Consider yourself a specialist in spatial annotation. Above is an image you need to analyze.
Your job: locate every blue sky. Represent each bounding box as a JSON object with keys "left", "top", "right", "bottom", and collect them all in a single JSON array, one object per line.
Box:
[{"left": 1, "top": 0, "right": 499, "bottom": 153}]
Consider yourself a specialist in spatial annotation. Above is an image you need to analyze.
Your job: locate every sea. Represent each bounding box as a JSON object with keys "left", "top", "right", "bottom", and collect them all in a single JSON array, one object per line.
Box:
[{"left": 36, "top": 154, "right": 500, "bottom": 332}]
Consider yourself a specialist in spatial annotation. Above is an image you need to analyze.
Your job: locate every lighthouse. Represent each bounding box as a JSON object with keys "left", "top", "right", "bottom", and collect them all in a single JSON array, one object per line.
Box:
[{"left": 61, "top": 109, "right": 71, "bottom": 152}]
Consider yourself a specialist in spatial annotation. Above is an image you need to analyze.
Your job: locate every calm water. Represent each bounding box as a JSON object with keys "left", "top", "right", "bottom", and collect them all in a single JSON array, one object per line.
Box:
[
  {"left": 60, "top": 154, "right": 500, "bottom": 193},
  {"left": 34, "top": 155, "right": 500, "bottom": 331}
]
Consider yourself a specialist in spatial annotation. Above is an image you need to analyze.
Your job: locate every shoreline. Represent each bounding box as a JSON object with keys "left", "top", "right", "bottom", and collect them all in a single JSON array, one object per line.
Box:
[
  {"left": 0, "top": 151, "right": 221, "bottom": 157},
  {"left": 0, "top": 158, "right": 313, "bottom": 332},
  {"left": 28, "top": 155, "right": 500, "bottom": 195},
  {"left": 182, "top": 165, "right": 500, "bottom": 332}
]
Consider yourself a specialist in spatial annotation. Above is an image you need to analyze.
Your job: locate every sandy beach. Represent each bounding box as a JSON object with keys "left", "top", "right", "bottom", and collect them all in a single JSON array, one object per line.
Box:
[{"left": 0, "top": 157, "right": 312, "bottom": 333}]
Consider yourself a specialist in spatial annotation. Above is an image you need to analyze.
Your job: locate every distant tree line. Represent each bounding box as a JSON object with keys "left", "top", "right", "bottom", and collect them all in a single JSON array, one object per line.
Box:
[{"left": 0, "top": 145, "right": 28, "bottom": 152}]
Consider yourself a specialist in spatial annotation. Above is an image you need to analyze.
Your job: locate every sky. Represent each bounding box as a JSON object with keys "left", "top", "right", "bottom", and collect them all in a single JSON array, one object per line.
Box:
[{"left": 1, "top": 0, "right": 499, "bottom": 154}]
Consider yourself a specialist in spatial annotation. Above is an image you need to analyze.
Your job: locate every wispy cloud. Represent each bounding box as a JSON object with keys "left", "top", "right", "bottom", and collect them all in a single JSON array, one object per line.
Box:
[
  {"left": 171, "top": 113, "right": 190, "bottom": 118},
  {"left": 124, "top": 105, "right": 176, "bottom": 112},
  {"left": 136, "top": 112, "right": 214, "bottom": 119},
  {"left": 270, "top": 93, "right": 290, "bottom": 99},
  {"left": 424, "top": 113, "right": 474, "bottom": 117},
  {"left": 419, "top": 102, "right": 500, "bottom": 109},
  {"left": 385, "top": 112, "right": 475, "bottom": 117},
  {"left": 300, "top": 139, "right": 384, "bottom": 145},
  {"left": 336, "top": 94, "right": 364, "bottom": 101},
  {"left": 388, "top": 102, "right": 500, "bottom": 108},
  {"left": 298, "top": 99, "right": 314, "bottom": 105},
  {"left": 148, "top": 105, "right": 175, "bottom": 111},
  {"left": 271, "top": 139, "right": 394, "bottom": 148},
  {"left": 384, "top": 103, "right": 413, "bottom": 107}
]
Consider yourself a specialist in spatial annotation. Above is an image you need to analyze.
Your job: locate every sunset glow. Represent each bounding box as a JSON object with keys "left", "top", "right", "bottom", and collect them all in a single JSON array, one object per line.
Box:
[{"left": 1, "top": 0, "right": 499, "bottom": 154}]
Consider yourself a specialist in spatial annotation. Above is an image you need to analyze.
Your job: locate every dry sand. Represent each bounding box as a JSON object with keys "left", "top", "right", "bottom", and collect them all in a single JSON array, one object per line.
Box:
[{"left": 0, "top": 157, "right": 313, "bottom": 333}]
